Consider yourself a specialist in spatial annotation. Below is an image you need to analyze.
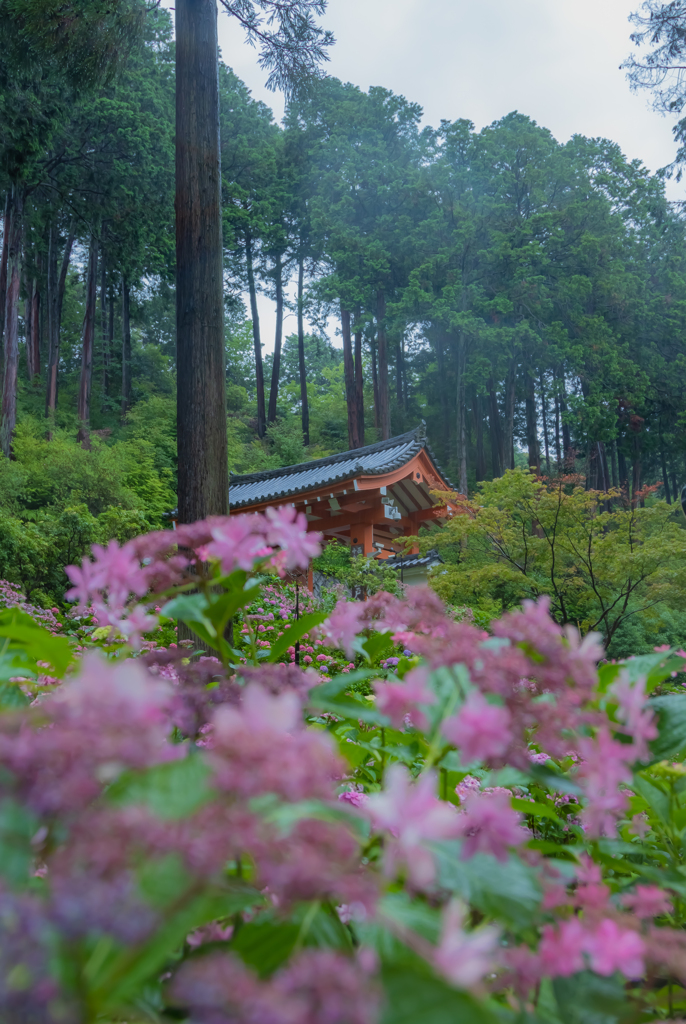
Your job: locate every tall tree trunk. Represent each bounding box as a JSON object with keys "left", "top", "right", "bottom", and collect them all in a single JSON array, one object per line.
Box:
[
  {"left": 503, "top": 360, "right": 516, "bottom": 471},
  {"left": 1, "top": 187, "right": 23, "bottom": 457},
  {"left": 435, "top": 329, "right": 450, "bottom": 459},
  {"left": 456, "top": 333, "right": 467, "bottom": 494},
  {"left": 396, "top": 337, "right": 404, "bottom": 407},
  {"left": 45, "top": 223, "right": 74, "bottom": 421},
  {"left": 611, "top": 439, "right": 619, "bottom": 490},
  {"left": 474, "top": 391, "right": 485, "bottom": 482},
  {"left": 559, "top": 385, "right": 572, "bottom": 466},
  {"left": 553, "top": 389, "right": 562, "bottom": 471},
  {"left": 660, "top": 445, "right": 672, "bottom": 504},
  {"left": 297, "top": 253, "right": 309, "bottom": 446},
  {"left": 26, "top": 277, "right": 40, "bottom": 381},
  {"left": 539, "top": 372, "right": 550, "bottom": 475},
  {"left": 245, "top": 232, "right": 265, "bottom": 439},
  {"left": 353, "top": 307, "right": 364, "bottom": 445},
  {"left": 376, "top": 289, "right": 390, "bottom": 440},
  {"left": 488, "top": 379, "right": 502, "bottom": 478},
  {"left": 597, "top": 441, "right": 610, "bottom": 492},
  {"left": 77, "top": 235, "right": 98, "bottom": 439},
  {"left": 632, "top": 434, "right": 642, "bottom": 505},
  {"left": 341, "top": 305, "right": 359, "bottom": 449},
  {"left": 524, "top": 362, "right": 539, "bottom": 473},
  {"left": 618, "top": 446, "right": 629, "bottom": 495},
  {"left": 267, "top": 256, "right": 284, "bottom": 426},
  {"left": 100, "top": 247, "right": 109, "bottom": 403},
  {"left": 176, "top": 0, "right": 228, "bottom": 522},
  {"left": 0, "top": 194, "right": 9, "bottom": 362},
  {"left": 121, "top": 276, "right": 131, "bottom": 415},
  {"left": 371, "top": 331, "right": 379, "bottom": 430}
]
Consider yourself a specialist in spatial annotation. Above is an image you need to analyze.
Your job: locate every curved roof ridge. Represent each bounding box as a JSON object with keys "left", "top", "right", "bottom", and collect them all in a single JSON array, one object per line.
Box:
[{"left": 229, "top": 424, "right": 425, "bottom": 486}]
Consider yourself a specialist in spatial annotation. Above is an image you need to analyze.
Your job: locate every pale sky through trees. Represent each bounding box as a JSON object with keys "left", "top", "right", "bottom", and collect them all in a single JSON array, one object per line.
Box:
[{"left": 171, "top": 0, "right": 685, "bottom": 350}]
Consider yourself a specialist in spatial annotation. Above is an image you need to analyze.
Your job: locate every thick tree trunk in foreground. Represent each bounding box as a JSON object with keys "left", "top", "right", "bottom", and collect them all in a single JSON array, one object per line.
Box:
[
  {"left": 77, "top": 235, "right": 98, "bottom": 439},
  {"left": 245, "top": 231, "right": 266, "bottom": 439},
  {"left": 376, "top": 289, "right": 390, "bottom": 439},
  {"left": 1, "top": 188, "right": 23, "bottom": 457},
  {"left": 353, "top": 310, "right": 364, "bottom": 445},
  {"left": 176, "top": 0, "right": 228, "bottom": 522},
  {"left": 341, "top": 305, "right": 360, "bottom": 449},
  {"left": 297, "top": 254, "right": 309, "bottom": 447},
  {"left": 267, "top": 256, "right": 283, "bottom": 426},
  {"left": 121, "top": 276, "right": 131, "bottom": 415}
]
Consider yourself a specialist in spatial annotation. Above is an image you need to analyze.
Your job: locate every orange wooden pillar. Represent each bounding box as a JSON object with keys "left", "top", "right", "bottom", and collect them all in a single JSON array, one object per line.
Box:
[{"left": 350, "top": 520, "right": 374, "bottom": 556}]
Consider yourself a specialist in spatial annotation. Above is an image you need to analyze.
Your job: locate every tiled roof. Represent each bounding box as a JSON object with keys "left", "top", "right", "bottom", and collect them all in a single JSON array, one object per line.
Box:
[
  {"left": 382, "top": 549, "right": 444, "bottom": 570},
  {"left": 229, "top": 424, "right": 454, "bottom": 510}
]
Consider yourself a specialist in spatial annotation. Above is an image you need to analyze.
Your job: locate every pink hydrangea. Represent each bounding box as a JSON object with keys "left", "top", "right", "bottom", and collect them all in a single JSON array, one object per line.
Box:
[
  {"left": 322, "top": 600, "right": 366, "bottom": 658},
  {"left": 434, "top": 900, "right": 500, "bottom": 989},
  {"left": 585, "top": 919, "right": 645, "bottom": 977},
  {"left": 576, "top": 727, "right": 633, "bottom": 837},
  {"left": 365, "top": 766, "right": 460, "bottom": 888},
  {"left": 539, "top": 918, "right": 587, "bottom": 976},
  {"left": 264, "top": 506, "right": 322, "bottom": 573},
  {"left": 374, "top": 668, "right": 435, "bottom": 730},
  {"left": 456, "top": 790, "right": 524, "bottom": 861},
  {"left": 622, "top": 885, "right": 672, "bottom": 919},
  {"left": 610, "top": 674, "right": 657, "bottom": 762},
  {"left": 442, "top": 692, "right": 512, "bottom": 764}
]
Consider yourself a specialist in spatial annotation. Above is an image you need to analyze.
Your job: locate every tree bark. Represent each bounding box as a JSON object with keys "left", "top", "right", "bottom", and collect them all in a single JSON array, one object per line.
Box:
[
  {"left": 396, "top": 337, "right": 404, "bottom": 407},
  {"left": 611, "top": 439, "right": 619, "bottom": 490},
  {"left": 45, "top": 223, "right": 74, "bottom": 420},
  {"left": 100, "top": 247, "right": 110, "bottom": 402},
  {"left": 456, "top": 333, "right": 467, "bottom": 494},
  {"left": 0, "top": 194, "right": 9, "bottom": 362},
  {"left": 267, "top": 255, "right": 283, "bottom": 426},
  {"left": 474, "top": 391, "right": 485, "bottom": 482},
  {"left": 632, "top": 434, "right": 642, "bottom": 505},
  {"left": 559, "top": 385, "right": 572, "bottom": 467},
  {"left": 176, "top": 0, "right": 228, "bottom": 522},
  {"left": 353, "top": 308, "right": 364, "bottom": 446},
  {"left": 524, "top": 362, "right": 540, "bottom": 473},
  {"left": 245, "top": 231, "right": 265, "bottom": 439},
  {"left": 1, "top": 187, "right": 23, "bottom": 457},
  {"left": 26, "top": 277, "right": 40, "bottom": 381},
  {"left": 341, "top": 305, "right": 359, "bottom": 450},
  {"left": 376, "top": 289, "right": 390, "bottom": 440},
  {"left": 539, "top": 372, "right": 550, "bottom": 475},
  {"left": 661, "top": 446, "right": 672, "bottom": 504},
  {"left": 370, "top": 331, "right": 379, "bottom": 430},
  {"left": 77, "top": 235, "right": 98, "bottom": 438},
  {"left": 553, "top": 388, "right": 562, "bottom": 471},
  {"left": 503, "top": 360, "right": 516, "bottom": 471},
  {"left": 297, "top": 253, "right": 309, "bottom": 446},
  {"left": 121, "top": 275, "right": 131, "bottom": 415},
  {"left": 488, "top": 380, "right": 502, "bottom": 478}
]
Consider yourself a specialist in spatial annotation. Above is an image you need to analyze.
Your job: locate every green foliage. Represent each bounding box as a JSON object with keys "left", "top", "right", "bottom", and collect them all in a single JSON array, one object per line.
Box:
[{"left": 426, "top": 470, "right": 686, "bottom": 649}]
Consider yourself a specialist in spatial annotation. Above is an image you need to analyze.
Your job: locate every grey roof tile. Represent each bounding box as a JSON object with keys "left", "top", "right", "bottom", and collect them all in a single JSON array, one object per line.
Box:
[{"left": 229, "top": 425, "right": 454, "bottom": 509}]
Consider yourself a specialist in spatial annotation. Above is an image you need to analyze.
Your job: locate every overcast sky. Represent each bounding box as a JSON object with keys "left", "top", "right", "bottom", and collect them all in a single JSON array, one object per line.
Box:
[{"left": 173, "top": 0, "right": 685, "bottom": 347}]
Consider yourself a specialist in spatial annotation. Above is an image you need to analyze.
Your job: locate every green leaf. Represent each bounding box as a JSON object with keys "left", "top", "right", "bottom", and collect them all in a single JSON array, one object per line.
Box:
[
  {"left": 93, "top": 885, "right": 259, "bottom": 1013},
  {"left": 160, "top": 594, "right": 216, "bottom": 641},
  {"left": 0, "top": 798, "right": 39, "bottom": 886},
  {"left": 0, "top": 608, "right": 73, "bottom": 678},
  {"left": 360, "top": 631, "right": 395, "bottom": 664},
  {"left": 512, "top": 797, "right": 562, "bottom": 823},
  {"left": 381, "top": 961, "right": 499, "bottom": 1024},
  {"left": 527, "top": 763, "right": 582, "bottom": 796},
  {"left": 204, "top": 582, "right": 260, "bottom": 633},
  {"left": 267, "top": 612, "right": 327, "bottom": 663},
  {"left": 620, "top": 651, "right": 685, "bottom": 693},
  {"left": 432, "top": 842, "right": 542, "bottom": 928},
  {"left": 309, "top": 688, "right": 387, "bottom": 725},
  {"left": 231, "top": 919, "right": 300, "bottom": 977},
  {"left": 107, "top": 754, "right": 215, "bottom": 819},
  {"left": 648, "top": 693, "right": 686, "bottom": 761},
  {"left": 552, "top": 972, "right": 631, "bottom": 1024},
  {"left": 249, "top": 794, "right": 369, "bottom": 839},
  {"left": 632, "top": 773, "right": 670, "bottom": 825}
]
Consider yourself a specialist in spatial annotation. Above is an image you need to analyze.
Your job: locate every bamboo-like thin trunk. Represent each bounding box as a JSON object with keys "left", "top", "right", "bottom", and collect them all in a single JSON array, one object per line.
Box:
[
  {"left": 100, "top": 247, "right": 109, "bottom": 402},
  {"left": 297, "top": 253, "right": 309, "bottom": 447},
  {"left": 488, "top": 380, "right": 502, "bottom": 478},
  {"left": 245, "top": 232, "right": 265, "bottom": 438},
  {"left": 539, "top": 372, "right": 550, "bottom": 475},
  {"left": 353, "top": 308, "right": 364, "bottom": 445},
  {"left": 371, "top": 331, "right": 379, "bottom": 430},
  {"left": 26, "top": 278, "right": 40, "bottom": 380},
  {"left": 0, "top": 194, "right": 9, "bottom": 365},
  {"left": 121, "top": 276, "right": 131, "bottom": 415},
  {"left": 524, "top": 362, "right": 539, "bottom": 473},
  {"left": 267, "top": 256, "right": 284, "bottom": 426},
  {"left": 1, "top": 187, "right": 23, "bottom": 457},
  {"left": 77, "top": 235, "right": 98, "bottom": 439},
  {"left": 341, "top": 305, "right": 359, "bottom": 449},
  {"left": 503, "top": 360, "right": 516, "bottom": 471},
  {"left": 376, "top": 289, "right": 390, "bottom": 440},
  {"left": 456, "top": 333, "right": 467, "bottom": 494}
]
